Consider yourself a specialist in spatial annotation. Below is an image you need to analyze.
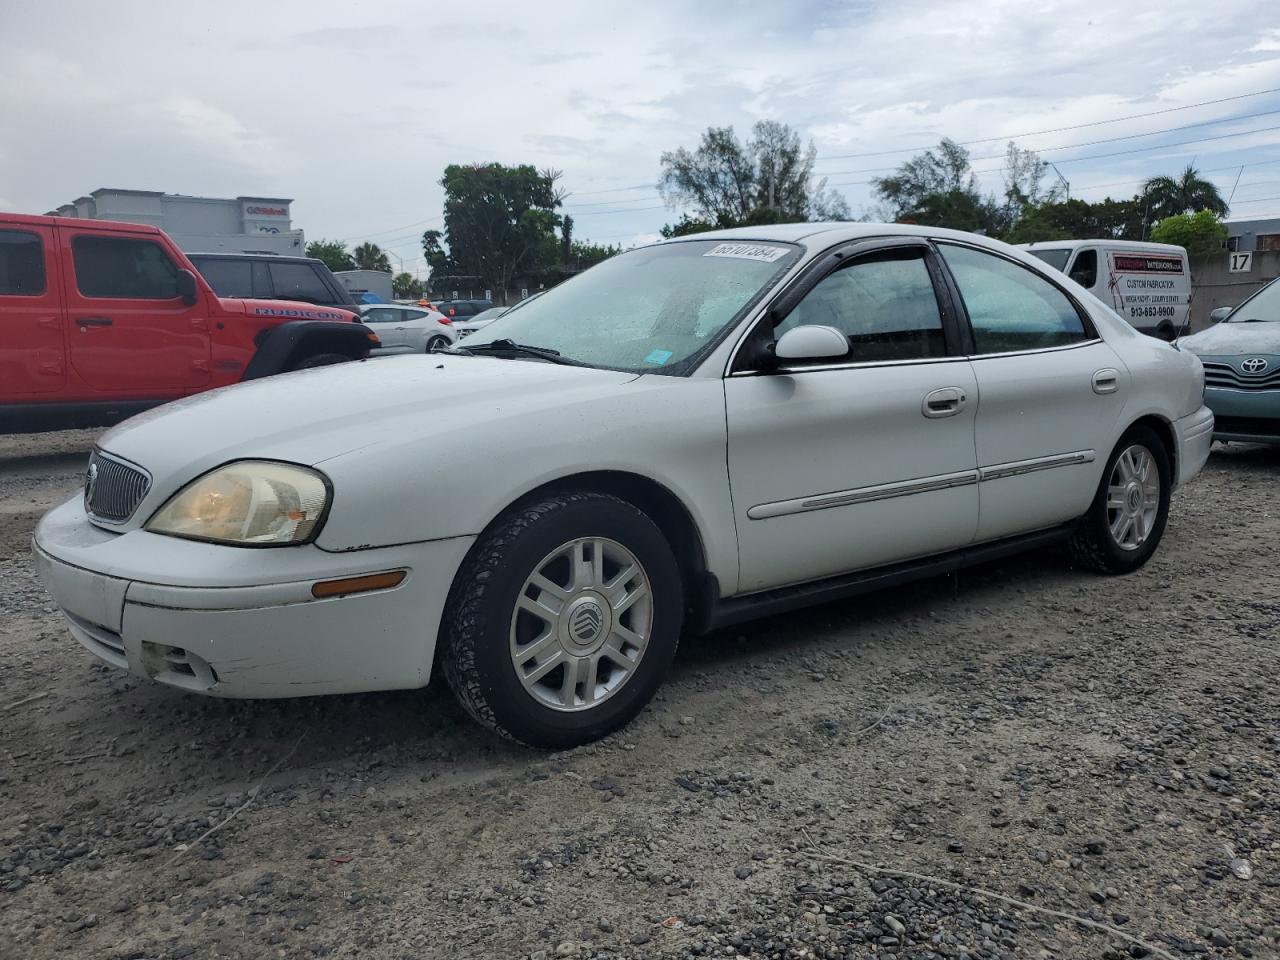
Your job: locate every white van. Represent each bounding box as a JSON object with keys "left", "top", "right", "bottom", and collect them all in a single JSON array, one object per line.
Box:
[{"left": 1019, "top": 240, "right": 1191, "bottom": 341}]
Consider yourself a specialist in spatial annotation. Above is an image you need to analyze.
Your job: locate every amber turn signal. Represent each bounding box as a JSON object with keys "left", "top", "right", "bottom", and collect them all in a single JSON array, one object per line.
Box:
[{"left": 311, "top": 570, "right": 406, "bottom": 599}]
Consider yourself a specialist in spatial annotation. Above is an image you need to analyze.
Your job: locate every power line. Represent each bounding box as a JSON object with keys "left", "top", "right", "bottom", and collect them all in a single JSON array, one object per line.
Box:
[{"left": 815, "top": 85, "right": 1280, "bottom": 162}]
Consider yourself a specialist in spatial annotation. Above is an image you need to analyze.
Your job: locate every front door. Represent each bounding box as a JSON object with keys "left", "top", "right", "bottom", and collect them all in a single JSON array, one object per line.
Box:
[
  {"left": 361, "top": 307, "right": 407, "bottom": 348},
  {"left": 0, "top": 223, "right": 65, "bottom": 397},
  {"left": 936, "top": 242, "right": 1127, "bottom": 542},
  {"left": 61, "top": 229, "right": 210, "bottom": 392},
  {"left": 725, "top": 242, "right": 979, "bottom": 594}
]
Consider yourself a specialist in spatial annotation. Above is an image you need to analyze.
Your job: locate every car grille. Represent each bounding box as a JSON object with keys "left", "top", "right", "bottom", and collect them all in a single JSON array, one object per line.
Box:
[
  {"left": 85, "top": 449, "right": 151, "bottom": 523},
  {"left": 1203, "top": 361, "right": 1280, "bottom": 391}
]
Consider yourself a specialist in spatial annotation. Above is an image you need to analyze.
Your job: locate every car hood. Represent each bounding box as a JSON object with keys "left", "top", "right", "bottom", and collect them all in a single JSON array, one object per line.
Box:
[
  {"left": 1178, "top": 321, "right": 1280, "bottom": 356},
  {"left": 98, "top": 356, "right": 639, "bottom": 487},
  {"left": 220, "top": 297, "right": 357, "bottom": 322}
]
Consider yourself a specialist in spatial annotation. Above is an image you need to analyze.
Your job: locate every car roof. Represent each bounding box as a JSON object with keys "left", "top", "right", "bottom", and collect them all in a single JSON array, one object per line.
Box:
[
  {"left": 1020, "top": 239, "right": 1187, "bottom": 254},
  {"left": 652, "top": 221, "right": 1038, "bottom": 254},
  {"left": 1, "top": 212, "right": 164, "bottom": 234},
  {"left": 188, "top": 252, "right": 324, "bottom": 263}
]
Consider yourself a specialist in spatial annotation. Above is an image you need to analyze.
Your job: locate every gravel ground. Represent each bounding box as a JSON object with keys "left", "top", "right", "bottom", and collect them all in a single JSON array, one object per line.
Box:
[{"left": 1, "top": 430, "right": 1277, "bottom": 960}]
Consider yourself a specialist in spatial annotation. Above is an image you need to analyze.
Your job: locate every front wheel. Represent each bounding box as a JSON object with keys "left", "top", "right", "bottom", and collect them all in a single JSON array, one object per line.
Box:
[
  {"left": 441, "top": 491, "right": 683, "bottom": 748},
  {"left": 1067, "top": 426, "right": 1171, "bottom": 574}
]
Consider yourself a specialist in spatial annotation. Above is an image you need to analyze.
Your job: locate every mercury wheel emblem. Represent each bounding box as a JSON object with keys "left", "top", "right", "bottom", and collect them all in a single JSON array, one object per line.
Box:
[
  {"left": 570, "top": 601, "right": 605, "bottom": 644},
  {"left": 1241, "top": 357, "right": 1269, "bottom": 374}
]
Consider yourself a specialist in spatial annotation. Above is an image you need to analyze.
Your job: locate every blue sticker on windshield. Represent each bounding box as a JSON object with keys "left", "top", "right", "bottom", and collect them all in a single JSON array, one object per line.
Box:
[{"left": 644, "top": 349, "right": 674, "bottom": 366}]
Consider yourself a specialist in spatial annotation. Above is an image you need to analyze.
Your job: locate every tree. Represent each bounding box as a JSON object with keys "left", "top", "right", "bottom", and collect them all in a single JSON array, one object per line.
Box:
[
  {"left": 872, "top": 138, "right": 981, "bottom": 220},
  {"left": 660, "top": 214, "right": 719, "bottom": 238},
  {"left": 422, "top": 163, "right": 562, "bottom": 300},
  {"left": 305, "top": 239, "right": 355, "bottom": 273},
  {"left": 352, "top": 242, "right": 392, "bottom": 273},
  {"left": 1142, "top": 165, "right": 1228, "bottom": 221},
  {"left": 1003, "top": 196, "right": 1146, "bottom": 244},
  {"left": 392, "top": 272, "right": 423, "bottom": 298},
  {"left": 1150, "top": 209, "right": 1228, "bottom": 257},
  {"left": 658, "top": 121, "right": 850, "bottom": 232}
]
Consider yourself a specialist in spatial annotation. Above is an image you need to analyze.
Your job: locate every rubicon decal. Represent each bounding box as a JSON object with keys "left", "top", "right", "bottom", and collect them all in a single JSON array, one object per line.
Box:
[{"left": 254, "top": 307, "right": 345, "bottom": 320}]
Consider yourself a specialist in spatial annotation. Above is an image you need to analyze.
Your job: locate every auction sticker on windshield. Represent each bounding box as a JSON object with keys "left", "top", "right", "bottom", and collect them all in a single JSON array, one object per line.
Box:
[{"left": 703, "top": 243, "right": 790, "bottom": 263}]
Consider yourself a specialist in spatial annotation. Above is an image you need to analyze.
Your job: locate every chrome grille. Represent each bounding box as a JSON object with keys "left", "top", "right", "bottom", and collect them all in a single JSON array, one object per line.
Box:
[
  {"left": 85, "top": 449, "right": 151, "bottom": 523},
  {"left": 1202, "top": 361, "right": 1280, "bottom": 391}
]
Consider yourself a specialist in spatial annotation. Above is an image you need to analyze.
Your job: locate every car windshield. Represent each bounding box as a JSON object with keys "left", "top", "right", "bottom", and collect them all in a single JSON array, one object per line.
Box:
[
  {"left": 461, "top": 239, "right": 800, "bottom": 373},
  {"left": 1027, "top": 248, "right": 1071, "bottom": 271},
  {"left": 1227, "top": 278, "right": 1280, "bottom": 322}
]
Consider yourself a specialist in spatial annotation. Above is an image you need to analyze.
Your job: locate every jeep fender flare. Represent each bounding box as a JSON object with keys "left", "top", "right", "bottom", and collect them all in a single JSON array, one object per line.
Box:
[{"left": 241, "top": 321, "right": 373, "bottom": 381}]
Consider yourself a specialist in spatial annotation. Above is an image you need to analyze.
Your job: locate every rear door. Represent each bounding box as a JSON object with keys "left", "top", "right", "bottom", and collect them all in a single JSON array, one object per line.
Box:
[
  {"left": 61, "top": 229, "right": 211, "bottom": 393},
  {"left": 937, "top": 241, "right": 1126, "bottom": 542},
  {"left": 0, "top": 223, "right": 65, "bottom": 397}
]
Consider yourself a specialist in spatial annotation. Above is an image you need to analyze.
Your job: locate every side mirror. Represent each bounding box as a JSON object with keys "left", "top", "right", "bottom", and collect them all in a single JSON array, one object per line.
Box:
[
  {"left": 176, "top": 269, "right": 199, "bottom": 307},
  {"left": 774, "top": 325, "right": 849, "bottom": 363},
  {"left": 1209, "top": 306, "right": 1232, "bottom": 324}
]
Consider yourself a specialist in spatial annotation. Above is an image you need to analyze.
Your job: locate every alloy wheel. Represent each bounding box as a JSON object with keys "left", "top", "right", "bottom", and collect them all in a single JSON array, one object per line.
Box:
[
  {"left": 509, "top": 537, "right": 652, "bottom": 711},
  {"left": 1106, "top": 444, "right": 1160, "bottom": 551}
]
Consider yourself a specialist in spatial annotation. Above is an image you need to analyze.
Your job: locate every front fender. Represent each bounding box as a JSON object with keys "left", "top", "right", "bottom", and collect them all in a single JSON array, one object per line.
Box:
[{"left": 242, "top": 321, "right": 376, "bottom": 380}]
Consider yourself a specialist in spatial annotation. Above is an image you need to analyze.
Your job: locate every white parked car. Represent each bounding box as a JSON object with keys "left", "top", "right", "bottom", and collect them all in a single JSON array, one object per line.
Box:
[
  {"left": 452, "top": 306, "right": 509, "bottom": 339},
  {"left": 34, "top": 224, "right": 1213, "bottom": 747},
  {"left": 358, "top": 303, "right": 455, "bottom": 353}
]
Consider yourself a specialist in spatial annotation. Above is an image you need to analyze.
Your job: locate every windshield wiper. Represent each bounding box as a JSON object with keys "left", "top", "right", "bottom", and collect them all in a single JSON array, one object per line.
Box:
[{"left": 449, "top": 338, "right": 587, "bottom": 366}]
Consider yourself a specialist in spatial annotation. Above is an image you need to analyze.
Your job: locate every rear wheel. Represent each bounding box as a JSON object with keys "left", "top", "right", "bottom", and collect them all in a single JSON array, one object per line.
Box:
[
  {"left": 289, "top": 352, "right": 349, "bottom": 371},
  {"left": 426, "top": 335, "right": 450, "bottom": 353},
  {"left": 1068, "top": 425, "right": 1171, "bottom": 574},
  {"left": 442, "top": 491, "right": 683, "bottom": 747}
]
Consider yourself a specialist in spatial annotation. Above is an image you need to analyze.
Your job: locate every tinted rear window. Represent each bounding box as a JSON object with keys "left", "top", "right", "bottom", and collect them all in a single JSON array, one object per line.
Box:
[
  {"left": 192, "top": 258, "right": 253, "bottom": 298},
  {"left": 0, "top": 230, "right": 46, "bottom": 296},
  {"left": 269, "top": 262, "right": 332, "bottom": 304}
]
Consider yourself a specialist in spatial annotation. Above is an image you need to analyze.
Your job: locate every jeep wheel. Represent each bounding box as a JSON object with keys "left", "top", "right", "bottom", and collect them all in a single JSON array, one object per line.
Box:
[
  {"left": 289, "top": 352, "right": 350, "bottom": 371},
  {"left": 442, "top": 491, "right": 683, "bottom": 748}
]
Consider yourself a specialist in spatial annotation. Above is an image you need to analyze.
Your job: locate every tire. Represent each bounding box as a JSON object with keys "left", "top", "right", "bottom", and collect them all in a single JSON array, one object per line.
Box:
[
  {"left": 442, "top": 491, "right": 683, "bottom": 748},
  {"left": 289, "top": 352, "right": 350, "bottom": 371},
  {"left": 1067, "top": 425, "right": 1171, "bottom": 574},
  {"left": 425, "top": 335, "right": 450, "bottom": 353}
]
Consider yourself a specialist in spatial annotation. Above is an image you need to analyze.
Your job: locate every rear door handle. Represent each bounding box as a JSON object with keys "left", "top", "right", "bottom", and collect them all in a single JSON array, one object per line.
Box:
[
  {"left": 1092, "top": 368, "right": 1119, "bottom": 395},
  {"left": 922, "top": 386, "right": 968, "bottom": 419},
  {"left": 76, "top": 316, "right": 113, "bottom": 328}
]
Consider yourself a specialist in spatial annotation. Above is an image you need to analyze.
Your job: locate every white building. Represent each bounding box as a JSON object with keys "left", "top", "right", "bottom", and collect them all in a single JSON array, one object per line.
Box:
[
  {"left": 46, "top": 188, "right": 305, "bottom": 256},
  {"left": 335, "top": 269, "right": 394, "bottom": 303}
]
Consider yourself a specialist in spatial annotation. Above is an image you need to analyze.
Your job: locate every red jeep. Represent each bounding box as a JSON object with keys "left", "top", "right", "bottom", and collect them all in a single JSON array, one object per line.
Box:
[{"left": 0, "top": 213, "right": 376, "bottom": 432}]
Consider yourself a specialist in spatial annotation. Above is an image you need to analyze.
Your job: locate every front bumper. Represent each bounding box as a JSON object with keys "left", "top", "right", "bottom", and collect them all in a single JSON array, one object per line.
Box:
[
  {"left": 33, "top": 495, "right": 474, "bottom": 698},
  {"left": 1174, "top": 405, "right": 1215, "bottom": 486},
  {"left": 1203, "top": 387, "right": 1280, "bottom": 444}
]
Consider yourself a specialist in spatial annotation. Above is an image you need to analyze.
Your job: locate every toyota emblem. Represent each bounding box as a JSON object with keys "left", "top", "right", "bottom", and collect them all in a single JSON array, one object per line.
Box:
[{"left": 1240, "top": 357, "right": 1269, "bottom": 375}]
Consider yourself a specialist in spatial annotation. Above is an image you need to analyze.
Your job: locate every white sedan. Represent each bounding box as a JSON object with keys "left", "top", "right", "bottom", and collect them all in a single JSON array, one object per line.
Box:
[
  {"left": 358, "top": 303, "right": 455, "bottom": 353},
  {"left": 34, "top": 224, "right": 1213, "bottom": 747}
]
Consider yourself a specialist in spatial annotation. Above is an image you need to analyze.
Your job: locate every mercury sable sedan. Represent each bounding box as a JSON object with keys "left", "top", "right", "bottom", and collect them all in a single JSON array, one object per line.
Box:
[{"left": 34, "top": 224, "right": 1214, "bottom": 747}]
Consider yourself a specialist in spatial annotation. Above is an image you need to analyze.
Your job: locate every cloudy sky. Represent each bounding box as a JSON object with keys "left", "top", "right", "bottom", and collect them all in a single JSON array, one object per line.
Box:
[{"left": 3, "top": 0, "right": 1279, "bottom": 276}]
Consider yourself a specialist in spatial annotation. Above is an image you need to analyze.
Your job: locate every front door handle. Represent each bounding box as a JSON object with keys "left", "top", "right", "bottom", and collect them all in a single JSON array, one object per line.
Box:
[
  {"left": 1092, "top": 368, "right": 1120, "bottom": 395},
  {"left": 76, "top": 316, "right": 114, "bottom": 328},
  {"left": 922, "top": 386, "right": 968, "bottom": 419}
]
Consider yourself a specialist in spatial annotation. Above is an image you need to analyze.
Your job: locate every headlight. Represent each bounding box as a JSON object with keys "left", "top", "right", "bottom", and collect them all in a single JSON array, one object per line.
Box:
[{"left": 147, "top": 461, "right": 330, "bottom": 546}]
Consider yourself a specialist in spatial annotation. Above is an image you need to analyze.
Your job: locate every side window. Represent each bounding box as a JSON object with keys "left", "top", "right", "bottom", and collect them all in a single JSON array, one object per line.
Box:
[
  {"left": 0, "top": 230, "right": 46, "bottom": 296},
  {"left": 72, "top": 236, "right": 180, "bottom": 299},
  {"left": 1068, "top": 249, "right": 1098, "bottom": 288},
  {"left": 363, "top": 308, "right": 397, "bottom": 324},
  {"left": 405, "top": 310, "right": 428, "bottom": 320},
  {"left": 939, "top": 244, "right": 1089, "bottom": 354},
  {"left": 251, "top": 261, "right": 272, "bottom": 297},
  {"left": 774, "top": 251, "right": 948, "bottom": 362},
  {"left": 193, "top": 259, "right": 252, "bottom": 298},
  {"left": 269, "top": 262, "right": 331, "bottom": 304}
]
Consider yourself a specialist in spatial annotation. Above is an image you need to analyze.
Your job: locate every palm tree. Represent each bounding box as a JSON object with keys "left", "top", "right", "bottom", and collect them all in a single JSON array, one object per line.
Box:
[
  {"left": 352, "top": 242, "right": 392, "bottom": 273},
  {"left": 1141, "top": 165, "right": 1229, "bottom": 222}
]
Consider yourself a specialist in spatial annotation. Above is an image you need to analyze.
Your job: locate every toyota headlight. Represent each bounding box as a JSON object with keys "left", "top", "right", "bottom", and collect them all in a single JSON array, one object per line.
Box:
[{"left": 147, "top": 461, "right": 330, "bottom": 546}]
